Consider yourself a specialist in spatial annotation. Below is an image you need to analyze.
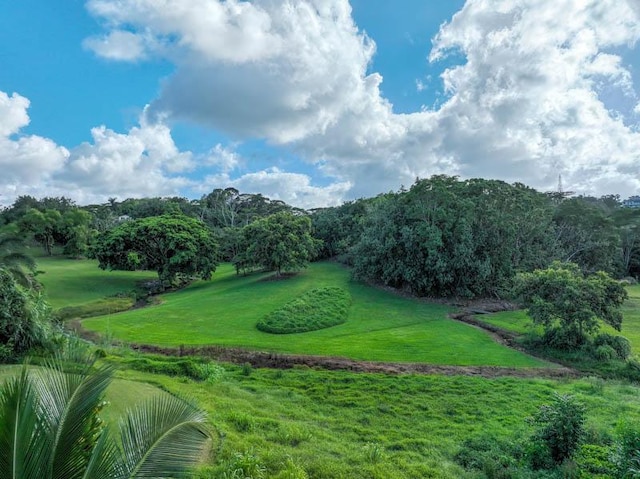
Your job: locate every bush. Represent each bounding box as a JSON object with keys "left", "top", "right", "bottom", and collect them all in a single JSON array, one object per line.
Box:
[
  {"left": 541, "top": 326, "right": 587, "bottom": 351},
  {"left": 593, "top": 333, "right": 632, "bottom": 360},
  {"left": 594, "top": 345, "right": 616, "bottom": 361},
  {"left": 257, "top": 287, "right": 351, "bottom": 334},
  {"left": 529, "top": 393, "right": 586, "bottom": 465}
]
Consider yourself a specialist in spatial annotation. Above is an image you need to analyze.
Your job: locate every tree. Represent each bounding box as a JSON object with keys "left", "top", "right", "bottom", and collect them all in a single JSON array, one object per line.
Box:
[
  {"left": 0, "top": 355, "right": 210, "bottom": 478},
  {"left": 515, "top": 262, "right": 628, "bottom": 349},
  {"left": 241, "top": 212, "right": 320, "bottom": 276},
  {"left": 19, "top": 209, "right": 62, "bottom": 256},
  {"left": 92, "top": 215, "right": 219, "bottom": 286}
]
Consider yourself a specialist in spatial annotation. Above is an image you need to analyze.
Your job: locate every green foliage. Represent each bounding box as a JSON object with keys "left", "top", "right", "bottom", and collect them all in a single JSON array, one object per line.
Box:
[
  {"left": 594, "top": 345, "right": 616, "bottom": 361},
  {"left": 0, "top": 233, "right": 37, "bottom": 288},
  {"left": 0, "top": 356, "right": 210, "bottom": 479},
  {"left": 575, "top": 444, "right": 614, "bottom": 478},
  {"left": 593, "top": 333, "right": 631, "bottom": 360},
  {"left": 611, "top": 423, "right": 640, "bottom": 477},
  {"left": 0, "top": 268, "right": 55, "bottom": 359},
  {"left": 257, "top": 287, "right": 351, "bottom": 334},
  {"left": 352, "top": 176, "right": 556, "bottom": 298},
  {"left": 454, "top": 434, "right": 524, "bottom": 478},
  {"left": 529, "top": 393, "right": 586, "bottom": 465},
  {"left": 516, "top": 262, "right": 628, "bottom": 350},
  {"left": 92, "top": 214, "right": 219, "bottom": 285},
  {"left": 239, "top": 212, "right": 320, "bottom": 276},
  {"left": 18, "top": 208, "right": 62, "bottom": 256}
]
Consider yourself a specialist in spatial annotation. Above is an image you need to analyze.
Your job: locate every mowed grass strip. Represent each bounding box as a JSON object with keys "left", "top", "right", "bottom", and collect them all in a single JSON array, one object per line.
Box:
[
  {"left": 36, "top": 256, "right": 156, "bottom": 309},
  {"left": 80, "top": 261, "right": 546, "bottom": 367},
  {"left": 257, "top": 287, "right": 351, "bottom": 334}
]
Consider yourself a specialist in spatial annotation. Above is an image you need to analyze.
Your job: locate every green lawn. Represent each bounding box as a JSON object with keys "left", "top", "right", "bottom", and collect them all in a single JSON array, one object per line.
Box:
[
  {"left": 36, "top": 256, "right": 156, "bottom": 309},
  {"left": 79, "top": 262, "right": 546, "bottom": 367}
]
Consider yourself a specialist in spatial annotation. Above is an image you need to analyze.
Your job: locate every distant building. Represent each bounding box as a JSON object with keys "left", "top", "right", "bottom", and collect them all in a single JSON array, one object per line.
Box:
[{"left": 623, "top": 196, "right": 640, "bottom": 208}]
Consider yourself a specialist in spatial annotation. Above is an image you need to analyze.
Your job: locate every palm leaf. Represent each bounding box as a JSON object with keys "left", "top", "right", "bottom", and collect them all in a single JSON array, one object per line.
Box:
[
  {"left": 0, "top": 365, "right": 48, "bottom": 479},
  {"left": 115, "top": 393, "right": 210, "bottom": 478},
  {"left": 32, "top": 358, "right": 114, "bottom": 479},
  {"left": 1, "top": 252, "right": 37, "bottom": 273}
]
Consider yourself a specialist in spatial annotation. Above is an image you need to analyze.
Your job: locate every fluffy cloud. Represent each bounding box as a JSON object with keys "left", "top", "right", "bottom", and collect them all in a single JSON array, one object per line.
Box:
[
  {"left": 85, "top": 0, "right": 640, "bottom": 199},
  {"left": 0, "top": 89, "right": 347, "bottom": 209},
  {"left": 199, "top": 167, "right": 352, "bottom": 209},
  {"left": 0, "top": 92, "right": 196, "bottom": 206},
  {"left": 57, "top": 113, "right": 194, "bottom": 200},
  {"left": 0, "top": 91, "right": 69, "bottom": 199}
]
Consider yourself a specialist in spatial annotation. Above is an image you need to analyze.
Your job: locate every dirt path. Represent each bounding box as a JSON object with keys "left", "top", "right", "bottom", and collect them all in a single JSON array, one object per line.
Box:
[{"left": 121, "top": 342, "right": 578, "bottom": 380}]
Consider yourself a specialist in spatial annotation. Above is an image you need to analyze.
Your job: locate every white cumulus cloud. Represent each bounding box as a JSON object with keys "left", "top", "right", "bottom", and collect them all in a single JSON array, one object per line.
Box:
[{"left": 84, "top": 0, "right": 640, "bottom": 200}]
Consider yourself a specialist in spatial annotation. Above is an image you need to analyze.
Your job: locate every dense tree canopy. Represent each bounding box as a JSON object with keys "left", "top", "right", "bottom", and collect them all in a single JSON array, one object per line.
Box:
[
  {"left": 238, "top": 212, "right": 320, "bottom": 276},
  {"left": 92, "top": 215, "right": 219, "bottom": 285}
]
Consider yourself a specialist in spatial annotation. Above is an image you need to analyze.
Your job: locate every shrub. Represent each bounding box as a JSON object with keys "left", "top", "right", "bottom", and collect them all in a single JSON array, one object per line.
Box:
[
  {"left": 257, "top": 287, "right": 351, "bottom": 334},
  {"left": 593, "top": 333, "right": 632, "bottom": 360},
  {"left": 595, "top": 345, "right": 616, "bottom": 361},
  {"left": 529, "top": 393, "right": 586, "bottom": 465},
  {"left": 541, "top": 326, "right": 587, "bottom": 351}
]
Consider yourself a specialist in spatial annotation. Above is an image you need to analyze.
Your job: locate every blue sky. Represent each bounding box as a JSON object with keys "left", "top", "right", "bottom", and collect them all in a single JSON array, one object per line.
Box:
[{"left": 1, "top": 0, "right": 639, "bottom": 208}]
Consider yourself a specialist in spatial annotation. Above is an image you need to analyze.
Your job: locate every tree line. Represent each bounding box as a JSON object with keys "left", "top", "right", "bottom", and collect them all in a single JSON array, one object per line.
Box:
[{"left": 312, "top": 176, "right": 640, "bottom": 298}]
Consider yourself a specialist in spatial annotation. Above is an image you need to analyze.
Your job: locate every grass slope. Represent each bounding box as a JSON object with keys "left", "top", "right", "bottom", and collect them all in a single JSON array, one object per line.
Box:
[
  {"left": 36, "top": 256, "right": 156, "bottom": 309},
  {"left": 112, "top": 359, "right": 640, "bottom": 479},
  {"left": 81, "top": 262, "right": 545, "bottom": 367}
]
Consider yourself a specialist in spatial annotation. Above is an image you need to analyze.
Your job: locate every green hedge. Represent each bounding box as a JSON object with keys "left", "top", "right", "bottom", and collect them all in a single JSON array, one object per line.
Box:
[{"left": 257, "top": 287, "right": 351, "bottom": 334}]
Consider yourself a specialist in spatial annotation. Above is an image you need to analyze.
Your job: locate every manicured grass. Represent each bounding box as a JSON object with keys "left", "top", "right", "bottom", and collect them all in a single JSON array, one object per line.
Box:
[
  {"left": 475, "top": 309, "right": 535, "bottom": 335},
  {"left": 83, "top": 262, "right": 546, "bottom": 367},
  {"left": 257, "top": 286, "right": 351, "bottom": 334},
  {"left": 110, "top": 358, "right": 640, "bottom": 479},
  {"left": 35, "top": 256, "right": 156, "bottom": 309}
]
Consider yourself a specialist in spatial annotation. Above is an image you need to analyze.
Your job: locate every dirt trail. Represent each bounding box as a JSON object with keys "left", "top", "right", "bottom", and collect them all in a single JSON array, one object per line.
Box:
[{"left": 122, "top": 342, "right": 579, "bottom": 380}]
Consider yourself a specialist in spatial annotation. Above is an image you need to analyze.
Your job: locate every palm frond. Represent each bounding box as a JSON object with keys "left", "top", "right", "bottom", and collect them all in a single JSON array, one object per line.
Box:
[
  {"left": 32, "top": 358, "right": 114, "bottom": 479},
  {"left": 0, "top": 365, "right": 48, "bottom": 479},
  {"left": 116, "top": 393, "right": 210, "bottom": 478},
  {"left": 1, "top": 252, "right": 37, "bottom": 272}
]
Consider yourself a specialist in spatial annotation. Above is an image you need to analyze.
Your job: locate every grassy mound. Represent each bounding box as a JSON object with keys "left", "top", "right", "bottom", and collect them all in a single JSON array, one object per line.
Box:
[{"left": 257, "top": 287, "right": 351, "bottom": 334}]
